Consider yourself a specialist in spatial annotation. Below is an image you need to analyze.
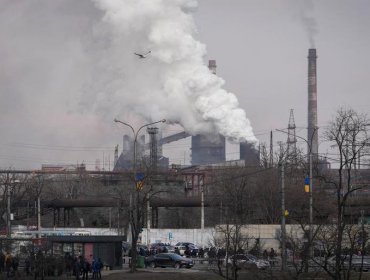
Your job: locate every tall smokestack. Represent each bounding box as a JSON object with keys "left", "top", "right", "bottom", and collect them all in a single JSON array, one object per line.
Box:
[
  {"left": 307, "top": 49, "right": 318, "bottom": 157},
  {"left": 147, "top": 127, "right": 159, "bottom": 171}
]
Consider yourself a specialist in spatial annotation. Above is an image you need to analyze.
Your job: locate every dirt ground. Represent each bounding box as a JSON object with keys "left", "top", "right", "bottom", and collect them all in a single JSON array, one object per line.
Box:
[
  {"left": 101, "top": 269, "right": 370, "bottom": 280},
  {"left": 103, "top": 269, "right": 224, "bottom": 280}
]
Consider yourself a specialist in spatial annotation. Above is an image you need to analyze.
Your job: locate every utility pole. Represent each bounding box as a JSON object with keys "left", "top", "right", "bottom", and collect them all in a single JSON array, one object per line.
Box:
[
  {"left": 280, "top": 163, "right": 287, "bottom": 270},
  {"left": 147, "top": 195, "right": 151, "bottom": 245},
  {"left": 6, "top": 173, "right": 11, "bottom": 238},
  {"left": 277, "top": 127, "right": 317, "bottom": 260},
  {"left": 201, "top": 184, "right": 205, "bottom": 247},
  {"left": 37, "top": 195, "right": 41, "bottom": 233},
  {"left": 269, "top": 131, "right": 273, "bottom": 167},
  {"left": 309, "top": 152, "right": 313, "bottom": 258}
]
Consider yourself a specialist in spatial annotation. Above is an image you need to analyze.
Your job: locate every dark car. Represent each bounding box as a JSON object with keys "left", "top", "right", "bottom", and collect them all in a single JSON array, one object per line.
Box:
[{"left": 146, "top": 253, "right": 194, "bottom": 269}]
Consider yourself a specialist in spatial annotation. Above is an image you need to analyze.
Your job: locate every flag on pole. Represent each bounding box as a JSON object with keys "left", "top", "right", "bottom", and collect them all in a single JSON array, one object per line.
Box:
[{"left": 304, "top": 177, "right": 310, "bottom": 193}]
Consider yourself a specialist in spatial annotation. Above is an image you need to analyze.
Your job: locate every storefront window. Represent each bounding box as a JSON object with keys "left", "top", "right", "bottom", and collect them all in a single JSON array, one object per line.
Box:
[
  {"left": 74, "top": 243, "right": 83, "bottom": 256},
  {"left": 53, "top": 243, "right": 63, "bottom": 256},
  {"left": 63, "top": 243, "right": 73, "bottom": 254}
]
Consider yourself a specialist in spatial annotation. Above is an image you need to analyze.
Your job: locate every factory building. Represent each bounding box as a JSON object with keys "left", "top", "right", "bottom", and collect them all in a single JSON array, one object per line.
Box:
[{"left": 113, "top": 59, "right": 259, "bottom": 171}]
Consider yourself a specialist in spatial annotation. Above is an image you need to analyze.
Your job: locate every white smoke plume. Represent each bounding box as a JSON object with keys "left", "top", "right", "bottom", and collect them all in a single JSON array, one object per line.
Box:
[
  {"left": 87, "top": 0, "right": 256, "bottom": 143},
  {"left": 0, "top": 0, "right": 256, "bottom": 147}
]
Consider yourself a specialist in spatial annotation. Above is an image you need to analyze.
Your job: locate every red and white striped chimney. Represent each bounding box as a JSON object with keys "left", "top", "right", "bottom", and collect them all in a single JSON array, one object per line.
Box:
[{"left": 307, "top": 49, "right": 318, "bottom": 156}]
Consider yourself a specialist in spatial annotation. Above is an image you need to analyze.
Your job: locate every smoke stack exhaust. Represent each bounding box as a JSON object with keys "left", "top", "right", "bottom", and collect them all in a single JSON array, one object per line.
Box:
[
  {"left": 307, "top": 48, "right": 318, "bottom": 156},
  {"left": 191, "top": 60, "right": 226, "bottom": 165}
]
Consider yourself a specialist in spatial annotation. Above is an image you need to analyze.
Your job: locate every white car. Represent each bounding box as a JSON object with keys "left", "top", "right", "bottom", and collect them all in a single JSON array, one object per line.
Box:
[
  {"left": 327, "top": 255, "right": 370, "bottom": 271},
  {"left": 175, "top": 245, "right": 187, "bottom": 256},
  {"left": 226, "top": 254, "right": 270, "bottom": 270},
  {"left": 174, "top": 242, "right": 199, "bottom": 256}
]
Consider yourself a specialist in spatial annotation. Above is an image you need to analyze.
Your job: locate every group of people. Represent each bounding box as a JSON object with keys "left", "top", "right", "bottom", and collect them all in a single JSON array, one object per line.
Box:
[
  {"left": 0, "top": 250, "right": 104, "bottom": 279},
  {"left": 262, "top": 248, "right": 277, "bottom": 260},
  {"left": 70, "top": 255, "right": 103, "bottom": 280}
]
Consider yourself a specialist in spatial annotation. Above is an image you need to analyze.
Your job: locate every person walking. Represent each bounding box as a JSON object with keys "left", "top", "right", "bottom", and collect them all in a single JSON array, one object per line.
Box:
[
  {"left": 91, "top": 259, "right": 97, "bottom": 279},
  {"left": 97, "top": 258, "right": 103, "bottom": 279},
  {"left": 25, "top": 256, "right": 31, "bottom": 276},
  {"left": 34, "top": 250, "right": 45, "bottom": 280},
  {"left": 73, "top": 257, "right": 81, "bottom": 280},
  {"left": 12, "top": 255, "right": 19, "bottom": 278},
  {"left": 0, "top": 251, "right": 5, "bottom": 273},
  {"left": 80, "top": 257, "right": 90, "bottom": 280},
  {"left": 263, "top": 249, "right": 268, "bottom": 260},
  {"left": 5, "top": 251, "right": 13, "bottom": 278},
  {"left": 269, "top": 248, "right": 276, "bottom": 259}
]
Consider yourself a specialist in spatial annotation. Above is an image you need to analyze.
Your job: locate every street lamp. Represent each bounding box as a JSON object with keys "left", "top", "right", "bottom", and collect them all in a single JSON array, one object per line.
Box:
[
  {"left": 114, "top": 118, "right": 165, "bottom": 269},
  {"left": 276, "top": 127, "right": 318, "bottom": 259}
]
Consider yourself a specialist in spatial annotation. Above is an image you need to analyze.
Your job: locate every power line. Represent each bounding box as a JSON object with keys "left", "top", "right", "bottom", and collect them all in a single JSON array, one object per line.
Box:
[{"left": 5, "top": 142, "right": 114, "bottom": 152}]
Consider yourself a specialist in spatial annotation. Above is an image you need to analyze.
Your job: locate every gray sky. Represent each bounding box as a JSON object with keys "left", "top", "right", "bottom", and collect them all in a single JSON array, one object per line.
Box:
[{"left": 1, "top": 0, "right": 369, "bottom": 169}]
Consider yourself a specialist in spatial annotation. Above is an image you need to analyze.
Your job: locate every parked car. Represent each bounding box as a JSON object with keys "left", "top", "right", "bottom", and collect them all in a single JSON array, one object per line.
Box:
[
  {"left": 175, "top": 242, "right": 196, "bottom": 247},
  {"left": 174, "top": 245, "right": 187, "bottom": 256},
  {"left": 146, "top": 253, "right": 194, "bottom": 269},
  {"left": 164, "top": 245, "right": 175, "bottom": 253},
  {"left": 226, "top": 254, "right": 270, "bottom": 270},
  {"left": 327, "top": 255, "right": 370, "bottom": 271},
  {"left": 149, "top": 243, "right": 167, "bottom": 254},
  {"left": 174, "top": 242, "right": 199, "bottom": 256}
]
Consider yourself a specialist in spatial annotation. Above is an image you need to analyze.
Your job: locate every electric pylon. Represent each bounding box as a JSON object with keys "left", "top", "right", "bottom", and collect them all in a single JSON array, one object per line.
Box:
[{"left": 287, "top": 109, "right": 297, "bottom": 160}]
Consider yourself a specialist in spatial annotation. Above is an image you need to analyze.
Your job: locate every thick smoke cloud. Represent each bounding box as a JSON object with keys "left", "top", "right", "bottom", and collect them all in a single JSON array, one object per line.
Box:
[
  {"left": 88, "top": 0, "right": 256, "bottom": 142},
  {"left": 0, "top": 0, "right": 256, "bottom": 168}
]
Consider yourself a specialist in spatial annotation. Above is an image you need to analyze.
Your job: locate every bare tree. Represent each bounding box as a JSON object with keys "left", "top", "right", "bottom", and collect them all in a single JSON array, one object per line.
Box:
[
  {"left": 321, "top": 108, "right": 370, "bottom": 280},
  {"left": 211, "top": 166, "right": 269, "bottom": 280},
  {"left": 116, "top": 166, "right": 166, "bottom": 272},
  {"left": 0, "top": 171, "right": 30, "bottom": 235}
]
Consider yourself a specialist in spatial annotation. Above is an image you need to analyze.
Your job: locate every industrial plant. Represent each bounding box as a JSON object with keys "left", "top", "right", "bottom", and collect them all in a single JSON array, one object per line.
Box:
[{"left": 1, "top": 49, "right": 369, "bottom": 274}]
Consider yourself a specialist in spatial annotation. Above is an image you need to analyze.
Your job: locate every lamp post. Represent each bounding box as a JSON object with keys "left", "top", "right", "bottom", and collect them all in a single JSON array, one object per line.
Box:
[
  {"left": 114, "top": 118, "right": 165, "bottom": 270},
  {"left": 276, "top": 127, "right": 318, "bottom": 259},
  {"left": 6, "top": 173, "right": 11, "bottom": 238},
  {"left": 114, "top": 118, "right": 166, "bottom": 225},
  {"left": 280, "top": 162, "right": 286, "bottom": 271}
]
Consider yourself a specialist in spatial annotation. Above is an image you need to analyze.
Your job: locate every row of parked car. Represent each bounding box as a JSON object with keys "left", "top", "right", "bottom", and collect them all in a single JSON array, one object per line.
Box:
[
  {"left": 136, "top": 242, "right": 370, "bottom": 272},
  {"left": 142, "top": 242, "right": 199, "bottom": 257},
  {"left": 143, "top": 252, "right": 271, "bottom": 270},
  {"left": 134, "top": 242, "right": 272, "bottom": 270}
]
